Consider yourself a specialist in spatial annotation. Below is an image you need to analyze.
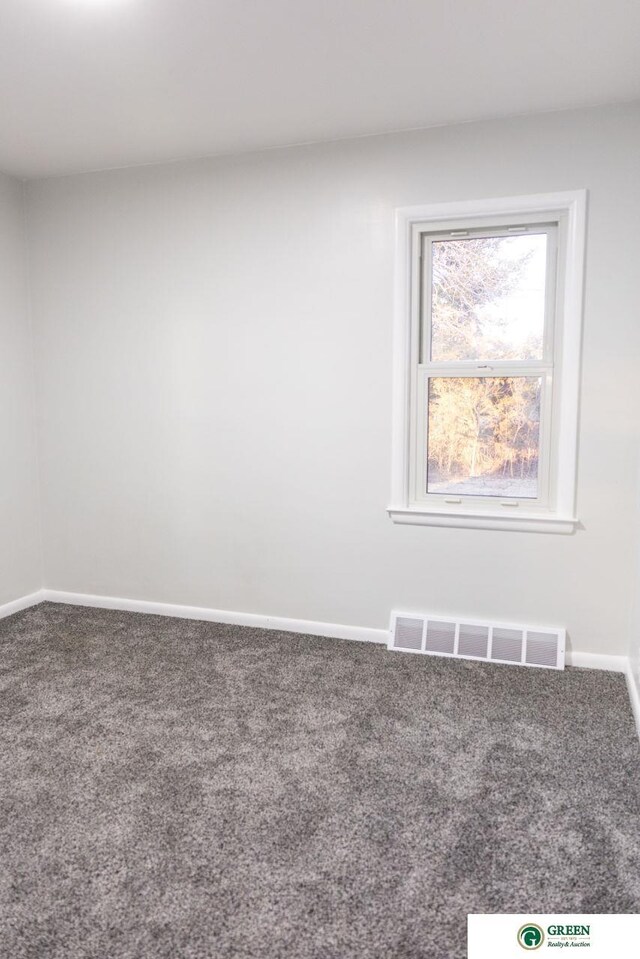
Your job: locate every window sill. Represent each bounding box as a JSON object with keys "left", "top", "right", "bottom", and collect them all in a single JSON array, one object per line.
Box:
[{"left": 387, "top": 506, "right": 578, "bottom": 534}]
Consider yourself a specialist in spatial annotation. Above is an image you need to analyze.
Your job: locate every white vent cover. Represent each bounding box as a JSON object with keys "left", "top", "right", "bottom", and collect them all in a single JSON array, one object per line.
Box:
[{"left": 389, "top": 611, "right": 565, "bottom": 670}]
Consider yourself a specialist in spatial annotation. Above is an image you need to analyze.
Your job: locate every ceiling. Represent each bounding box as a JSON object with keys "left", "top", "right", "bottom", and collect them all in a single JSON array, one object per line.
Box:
[{"left": 1, "top": 0, "right": 639, "bottom": 179}]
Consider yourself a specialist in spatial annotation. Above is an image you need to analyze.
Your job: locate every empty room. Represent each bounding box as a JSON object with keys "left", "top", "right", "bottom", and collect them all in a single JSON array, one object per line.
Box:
[{"left": 2, "top": 2, "right": 640, "bottom": 957}]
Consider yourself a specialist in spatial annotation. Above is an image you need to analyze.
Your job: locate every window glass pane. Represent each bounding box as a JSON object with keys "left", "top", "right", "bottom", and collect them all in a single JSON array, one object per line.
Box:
[
  {"left": 426, "top": 377, "right": 541, "bottom": 498},
  {"left": 430, "top": 233, "right": 547, "bottom": 362}
]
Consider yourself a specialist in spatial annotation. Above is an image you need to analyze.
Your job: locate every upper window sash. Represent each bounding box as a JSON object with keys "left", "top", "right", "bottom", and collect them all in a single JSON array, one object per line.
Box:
[{"left": 416, "top": 222, "right": 558, "bottom": 370}]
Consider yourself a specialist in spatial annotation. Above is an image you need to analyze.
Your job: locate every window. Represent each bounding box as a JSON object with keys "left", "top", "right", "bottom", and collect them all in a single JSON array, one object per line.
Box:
[{"left": 389, "top": 192, "right": 586, "bottom": 533}]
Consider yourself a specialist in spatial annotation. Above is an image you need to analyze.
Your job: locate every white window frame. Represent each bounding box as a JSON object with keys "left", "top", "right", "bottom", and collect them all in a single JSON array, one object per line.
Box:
[{"left": 388, "top": 191, "right": 587, "bottom": 534}]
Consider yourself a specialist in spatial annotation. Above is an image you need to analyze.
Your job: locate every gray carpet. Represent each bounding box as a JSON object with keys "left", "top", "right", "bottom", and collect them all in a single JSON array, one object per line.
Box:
[{"left": 1, "top": 603, "right": 639, "bottom": 959}]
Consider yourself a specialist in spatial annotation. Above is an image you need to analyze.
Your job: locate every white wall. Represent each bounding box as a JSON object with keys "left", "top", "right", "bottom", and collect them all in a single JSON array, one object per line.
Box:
[
  {"left": 0, "top": 173, "right": 41, "bottom": 604},
  {"left": 26, "top": 102, "right": 640, "bottom": 655}
]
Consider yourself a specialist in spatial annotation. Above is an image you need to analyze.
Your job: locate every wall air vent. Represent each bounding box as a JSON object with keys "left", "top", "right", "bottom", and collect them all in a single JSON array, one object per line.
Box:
[{"left": 389, "top": 612, "right": 565, "bottom": 670}]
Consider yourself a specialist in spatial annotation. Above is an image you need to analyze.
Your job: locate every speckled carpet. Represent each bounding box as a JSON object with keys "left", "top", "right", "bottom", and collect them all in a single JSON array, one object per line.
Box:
[{"left": 1, "top": 602, "right": 639, "bottom": 959}]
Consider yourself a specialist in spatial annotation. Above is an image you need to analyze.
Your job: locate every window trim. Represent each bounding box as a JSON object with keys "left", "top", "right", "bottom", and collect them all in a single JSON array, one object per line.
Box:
[{"left": 388, "top": 191, "right": 587, "bottom": 534}]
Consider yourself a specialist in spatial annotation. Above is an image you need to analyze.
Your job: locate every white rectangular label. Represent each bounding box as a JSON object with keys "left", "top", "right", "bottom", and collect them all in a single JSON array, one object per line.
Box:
[{"left": 468, "top": 914, "right": 640, "bottom": 958}]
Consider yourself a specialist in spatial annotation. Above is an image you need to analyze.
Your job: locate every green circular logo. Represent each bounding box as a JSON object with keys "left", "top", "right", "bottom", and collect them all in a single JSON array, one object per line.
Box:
[{"left": 517, "top": 924, "right": 545, "bottom": 950}]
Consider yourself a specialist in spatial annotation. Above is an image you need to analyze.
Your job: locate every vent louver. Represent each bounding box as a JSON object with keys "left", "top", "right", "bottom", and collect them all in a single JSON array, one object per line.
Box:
[
  {"left": 389, "top": 612, "right": 565, "bottom": 670},
  {"left": 491, "top": 628, "right": 523, "bottom": 663},
  {"left": 393, "top": 617, "right": 424, "bottom": 651},
  {"left": 458, "top": 624, "right": 489, "bottom": 659},
  {"left": 526, "top": 631, "right": 560, "bottom": 668},
  {"left": 425, "top": 620, "right": 456, "bottom": 655}
]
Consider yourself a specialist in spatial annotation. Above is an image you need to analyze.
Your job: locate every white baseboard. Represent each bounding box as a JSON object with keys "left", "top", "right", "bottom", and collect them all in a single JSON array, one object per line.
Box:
[
  {"left": 565, "top": 650, "right": 628, "bottom": 673},
  {"left": 41, "top": 589, "right": 389, "bottom": 646},
  {"left": 4, "top": 587, "right": 639, "bottom": 741},
  {"left": 626, "top": 662, "right": 640, "bottom": 741},
  {"left": 0, "top": 589, "right": 45, "bottom": 621},
  {"left": 35, "top": 591, "right": 636, "bottom": 670}
]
